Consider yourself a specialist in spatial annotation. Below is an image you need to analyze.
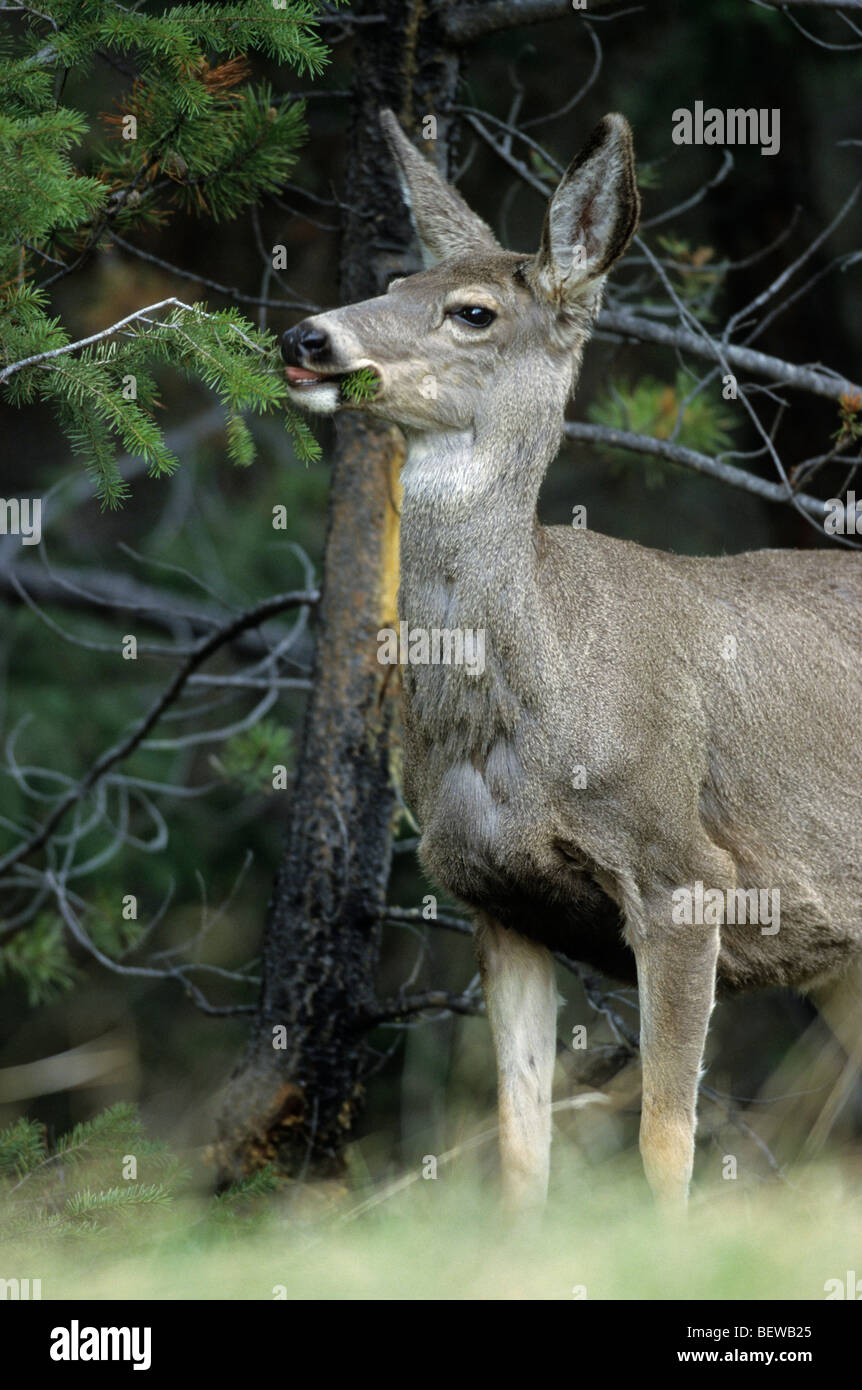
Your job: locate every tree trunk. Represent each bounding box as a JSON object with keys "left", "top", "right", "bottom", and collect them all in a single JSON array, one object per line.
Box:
[{"left": 215, "top": 0, "right": 460, "bottom": 1185}]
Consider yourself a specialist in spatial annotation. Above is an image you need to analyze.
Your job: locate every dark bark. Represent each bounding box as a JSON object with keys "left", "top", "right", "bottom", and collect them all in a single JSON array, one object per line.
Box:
[{"left": 214, "top": 0, "right": 461, "bottom": 1185}]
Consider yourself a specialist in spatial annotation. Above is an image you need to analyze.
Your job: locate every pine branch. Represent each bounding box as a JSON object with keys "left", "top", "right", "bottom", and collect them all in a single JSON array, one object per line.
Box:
[
  {"left": 0, "top": 0, "right": 331, "bottom": 488},
  {"left": 0, "top": 297, "right": 196, "bottom": 384}
]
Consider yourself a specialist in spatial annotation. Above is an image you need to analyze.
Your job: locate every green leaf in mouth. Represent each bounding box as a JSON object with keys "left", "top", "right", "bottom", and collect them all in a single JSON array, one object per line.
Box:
[{"left": 339, "top": 366, "right": 381, "bottom": 403}]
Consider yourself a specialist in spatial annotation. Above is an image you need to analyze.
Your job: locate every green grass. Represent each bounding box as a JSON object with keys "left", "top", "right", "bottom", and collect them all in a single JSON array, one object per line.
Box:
[{"left": 5, "top": 1147, "right": 861, "bottom": 1300}]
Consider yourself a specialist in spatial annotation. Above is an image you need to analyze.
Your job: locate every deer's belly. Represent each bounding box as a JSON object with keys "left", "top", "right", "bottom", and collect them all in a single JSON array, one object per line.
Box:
[
  {"left": 410, "top": 746, "right": 572, "bottom": 909},
  {"left": 414, "top": 758, "right": 637, "bottom": 982},
  {"left": 416, "top": 759, "right": 505, "bottom": 891}
]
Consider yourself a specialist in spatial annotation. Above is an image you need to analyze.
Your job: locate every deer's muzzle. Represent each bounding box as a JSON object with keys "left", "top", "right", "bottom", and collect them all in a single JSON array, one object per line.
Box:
[{"left": 282, "top": 321, "right": 334, "bottom": 384}]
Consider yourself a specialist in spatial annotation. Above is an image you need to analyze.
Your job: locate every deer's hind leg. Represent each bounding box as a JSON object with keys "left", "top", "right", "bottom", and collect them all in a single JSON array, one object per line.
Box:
[
  {"left": 475, "top": 914, "right": 558, "bottom": 1211},
  {"left": 804, "top": 956, "right": 862, "bottom": 1157},
  {"left": 632, "top": 915, "right": 721, "bottom": 1211}
]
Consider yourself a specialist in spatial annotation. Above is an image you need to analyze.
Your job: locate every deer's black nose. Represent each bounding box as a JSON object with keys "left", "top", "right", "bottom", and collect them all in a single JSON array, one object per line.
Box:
[{"left": 282, "top": 322, "right": 331, "bottom": 366}]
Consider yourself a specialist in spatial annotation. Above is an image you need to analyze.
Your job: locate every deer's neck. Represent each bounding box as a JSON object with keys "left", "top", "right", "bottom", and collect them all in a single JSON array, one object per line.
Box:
[
  {"left": 397, "top": 415, "right": 562, "bottom": 738},
  {"left": 399, "top": 413, "right": 560, "bottom": 582},
  {"left": 400, "top": 422, "right": 547, "bottom": 592}
]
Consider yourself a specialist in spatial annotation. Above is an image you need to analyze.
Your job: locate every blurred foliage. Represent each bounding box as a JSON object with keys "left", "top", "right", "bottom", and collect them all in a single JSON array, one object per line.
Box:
[
  {"left": 0, "top": 914, "right": 76, "bottom": 1007},
  {"left": 835, "top": 390, "right": 862, "bottom": 447},
  {"left": 211, "top": 719, "right": 293, "bottom": 795},
  {"left": 0, "top": 906, "right": 144, "bottom": 1007},
  {"left": 655, "top": 233, "right": 723, "bottom": 312},
  {"left": 635, "top": 161, "right": 663, "bottom": 191},
  {"left": 0, "top": 1100, "right": 289, "bottom": 1248},
  {"left": 587, "top": 370, "right": 736, "bottom": 488},
  {"left": 0, "top": 1103, "right": 180, "bottom": 1241},
  {"left": 0, "top": 1101, "right": 259, "bottom": 1243},
  {"left": 2, "top": 1097, "right": 862, "bottom": 1299}
]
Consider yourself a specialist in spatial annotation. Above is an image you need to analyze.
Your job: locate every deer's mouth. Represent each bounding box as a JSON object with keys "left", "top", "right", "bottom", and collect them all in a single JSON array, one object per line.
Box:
[
  {"left": 285, "top": 365, "right": 381, "bottom": 401},
  {"left": 285, "top": 366, "right": 338, "bottom": 388}
]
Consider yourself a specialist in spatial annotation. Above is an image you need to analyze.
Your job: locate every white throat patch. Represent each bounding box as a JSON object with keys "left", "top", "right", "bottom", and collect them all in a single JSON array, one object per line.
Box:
[{"left": 401, "top": 430, "right": 491, "bottom": 507}]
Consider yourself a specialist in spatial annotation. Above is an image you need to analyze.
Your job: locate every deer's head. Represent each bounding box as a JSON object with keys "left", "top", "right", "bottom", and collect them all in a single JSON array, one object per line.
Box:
[{"left": 282, "top": 110, "right": 639, "bottom": 438}]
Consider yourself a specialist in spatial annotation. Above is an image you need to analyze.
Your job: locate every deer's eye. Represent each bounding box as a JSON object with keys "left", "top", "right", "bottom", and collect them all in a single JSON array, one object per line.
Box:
[{"left": 450, "top": 305, "right": 496, "bottom": 328}]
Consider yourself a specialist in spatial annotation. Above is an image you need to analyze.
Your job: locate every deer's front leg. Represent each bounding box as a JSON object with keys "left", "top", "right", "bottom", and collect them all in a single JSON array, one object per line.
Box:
[
  {"left": 475, "top": 914, "right": 558, "bottom": 1211},
  {"left": 632, "top": 916, "right": 720, "bottom": 1211}
]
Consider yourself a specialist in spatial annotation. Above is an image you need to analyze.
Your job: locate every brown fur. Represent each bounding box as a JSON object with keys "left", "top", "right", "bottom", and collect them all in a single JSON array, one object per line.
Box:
[{"left": 282, "top": 110, "right": 862, "bottom": 1210}]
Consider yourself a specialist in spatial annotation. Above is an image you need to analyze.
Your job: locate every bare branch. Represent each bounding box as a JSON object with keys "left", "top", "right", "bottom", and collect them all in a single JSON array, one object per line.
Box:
[
  {"left": 640, "top": 151, "right": 735, "bottom": 231},
  {"left": 382, "top": 905, "right": 473, "bottom": 936},
  {"left": 750, "top": 0, "right": 862, "bottom": 9},
  {"left": 0, "top": 588, "right": 318, "bottom": 877},
  {"left": 365, "top": 990, "right": 485, "bottom": 1024},
  {"left": 563, "top": 423, "right": 839, "bottom": 521},
  {"left": 49, "top": 874, "right": 256, "bottom": 1017},
  {"left": 441, "top": 0, "right": 621, "bottom": 43},
  {"left": 108, "top": 234, "right": 318, "bottom": 313},
  {"left": 723, "top": 182, "right": 861, "bottom": 341},
  {"left": 0, "top": 559, "right": 294, "bottom": 659},
  {"left": 700, "top": 1081, "right": 786, "bottom": 1179},
  {"left": 521, "top": 21, "right": 603, "bottom": 128},
  {"left": 597, "top": 307, "right": 860, "bottom": 404},
  {"left": 780, "top": 5, "right": 862, "bottom": 47},
  {"left": 460, "top": 110, "right": 552, "bottom": 197}
]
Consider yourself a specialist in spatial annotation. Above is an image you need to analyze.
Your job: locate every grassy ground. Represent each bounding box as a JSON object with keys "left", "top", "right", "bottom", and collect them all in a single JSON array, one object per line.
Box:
[{"left": 6, "top": 1145, "right": 861, "bottom": 1301}]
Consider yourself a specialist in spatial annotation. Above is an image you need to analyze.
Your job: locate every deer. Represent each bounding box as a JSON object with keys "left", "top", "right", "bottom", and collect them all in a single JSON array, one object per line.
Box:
[{"left": 281, "top": 109, "right": 862, "bottom": 1212}]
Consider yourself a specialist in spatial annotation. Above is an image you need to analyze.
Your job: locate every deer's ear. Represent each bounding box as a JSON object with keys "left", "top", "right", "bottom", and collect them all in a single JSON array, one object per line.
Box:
[
  {"left": 528, "top": 113, "right": 639, "bottom": 308},
  {"left": 380, "top": 109, "right": 501, "bottom": 266}
]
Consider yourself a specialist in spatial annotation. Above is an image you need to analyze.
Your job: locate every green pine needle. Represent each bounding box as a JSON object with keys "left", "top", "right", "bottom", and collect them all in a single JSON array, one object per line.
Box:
[
  {"left": 0, "top": 0, "right": 335, "bottom": 500},
  {"left": 339, "top": 366, "right": 381, "bottom": 404}
]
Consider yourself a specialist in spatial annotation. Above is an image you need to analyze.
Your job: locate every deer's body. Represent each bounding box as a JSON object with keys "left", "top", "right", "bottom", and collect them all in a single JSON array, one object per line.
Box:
[
  {"left": 283, "top": 111, "right": 862, "bottom": 1209},
  {"left": 402, "top": 486, "right": 862, "bottom": 995}
]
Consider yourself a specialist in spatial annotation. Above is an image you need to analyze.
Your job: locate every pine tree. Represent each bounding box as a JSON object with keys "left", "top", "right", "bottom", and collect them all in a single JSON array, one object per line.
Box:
[
  {"left": 0, "top": 0, "right": 330, "bottom": 507},
  {"left": 0, "top": 1101, "right": 276, "bottom": 1245}
]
